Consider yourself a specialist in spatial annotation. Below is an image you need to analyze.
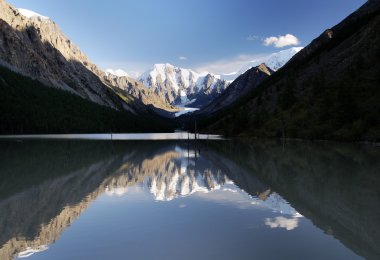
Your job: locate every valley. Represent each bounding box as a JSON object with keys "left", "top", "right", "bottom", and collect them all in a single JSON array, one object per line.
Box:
[
  {"left": 0, "top": 1, "right": 379, "bottom": 259},
  {"left": 0, "top": 0, "right": 378, "bottom": 142}
]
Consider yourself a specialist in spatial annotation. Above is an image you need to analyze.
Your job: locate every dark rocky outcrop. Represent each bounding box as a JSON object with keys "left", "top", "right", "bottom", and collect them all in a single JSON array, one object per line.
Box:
[{"left": 197, "top": 63, "right": 273, "bottom": 116}]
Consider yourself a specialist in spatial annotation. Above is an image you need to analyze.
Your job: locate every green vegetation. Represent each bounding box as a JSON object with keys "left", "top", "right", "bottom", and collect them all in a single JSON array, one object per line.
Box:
[{"left": 0, "top": 65, "right": 174, "bottom": 134}]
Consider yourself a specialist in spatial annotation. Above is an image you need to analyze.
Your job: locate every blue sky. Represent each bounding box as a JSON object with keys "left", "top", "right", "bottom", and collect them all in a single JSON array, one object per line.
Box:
[{"left": 8, "top": 0, "right": 366, "bottom": 76}]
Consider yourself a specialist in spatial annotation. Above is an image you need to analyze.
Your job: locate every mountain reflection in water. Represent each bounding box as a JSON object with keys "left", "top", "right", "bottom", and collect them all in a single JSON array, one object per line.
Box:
[{"left": 0, "top": 140, "right": 379, "bottom": 260}]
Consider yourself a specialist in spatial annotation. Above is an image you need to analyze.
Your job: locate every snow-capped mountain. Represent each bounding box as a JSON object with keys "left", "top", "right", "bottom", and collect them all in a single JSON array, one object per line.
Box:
[
  {"left": 265, "top": 47, "right": 304, "bottom": 70},
  {"left": 139, "top": 63, "right": 229, "bottom": 107},
  {"left": 105, "top": 69, "right": 129, "bottom": 77},
  {"left": 17, "top": 8, "right": 49, "bottom": 20},
  {"left": 221, "top": 47, "right": 303, "bottom": 82},
  {"left": 101, "top": 49, "right": 302, "bottom": 111}
]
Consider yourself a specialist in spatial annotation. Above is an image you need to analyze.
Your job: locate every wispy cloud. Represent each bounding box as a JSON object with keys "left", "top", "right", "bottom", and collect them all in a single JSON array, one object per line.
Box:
[
  {"left": 179, "top": 56, "right": 188, "bottom": 60},
  {"left": 194, "top": 53, "right": 268, "bottom": 75},
  {"left": 263, "top": 34, "right": 300, "bottom": 48}
]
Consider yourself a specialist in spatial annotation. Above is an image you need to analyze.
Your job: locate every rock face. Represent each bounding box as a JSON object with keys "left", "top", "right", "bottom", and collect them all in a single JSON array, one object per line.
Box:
[
  {"left": 104, "top": 73, "right": 177, "bottom": 113},
  {"left": 198, "top": 63, "right": 273, "bottom": 116},
  {"left": 139, "top": 63, "right": 229, "bottom": 108},
  {"left": 201, "top": 0, "right": 380, "bottom": 141},
  {"left": 0, "top": 0, "right": 174, "bottom": 113}
]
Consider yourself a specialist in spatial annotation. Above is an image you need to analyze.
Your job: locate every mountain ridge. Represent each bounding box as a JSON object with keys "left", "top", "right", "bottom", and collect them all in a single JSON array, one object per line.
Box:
[
  {"left": 139, "top": 63, "right": 229, "bottom": 108},
  {"left": 199, "top": 0, "right": 380, "bottom": 142},
  {"left": 194, "top": 63, "right": 273, "bottom": 116}
]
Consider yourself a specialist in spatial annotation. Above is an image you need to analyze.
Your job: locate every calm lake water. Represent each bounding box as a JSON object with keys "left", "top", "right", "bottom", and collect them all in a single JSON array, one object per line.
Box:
[{"left": 0, "top": 138, "right": 379, "bottom": 260}]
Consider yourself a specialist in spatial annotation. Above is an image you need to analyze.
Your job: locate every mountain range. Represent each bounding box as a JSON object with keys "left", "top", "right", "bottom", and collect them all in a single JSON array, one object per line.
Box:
[
  {"left": 138, "top": 63, "right": 229, "bottom": 108},
  {"left": 109, "top": 48, "right": 302, "bottom": 109},
  {"left": 0, "top": 0, "right": 378, "bottom": 141},
  {"left": 0, "top": 0, "right": 299, "bottom": 120}
]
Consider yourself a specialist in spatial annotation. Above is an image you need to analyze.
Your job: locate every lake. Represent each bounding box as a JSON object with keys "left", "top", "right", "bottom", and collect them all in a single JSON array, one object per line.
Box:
[{"left": 0, "top": 137, "right": 379, "bottom": 259}]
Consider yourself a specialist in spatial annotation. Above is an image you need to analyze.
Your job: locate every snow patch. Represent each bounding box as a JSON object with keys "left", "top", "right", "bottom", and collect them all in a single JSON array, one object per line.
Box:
[
  {"left": 139, "top": 63, "right": 227, "bottom": 105},
  {"left": 17, "top": 8, "right": 49, "bottom": 20},
  {"left": 105, "top": 69, "right": 129, "bottom": 77}
]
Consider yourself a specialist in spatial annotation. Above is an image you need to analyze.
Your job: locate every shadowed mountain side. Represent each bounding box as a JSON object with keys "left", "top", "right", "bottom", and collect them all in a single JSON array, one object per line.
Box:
[
  {"left": 0, "top": 21, "right": 122, "bottom": 111},
  {"left": 0, "top": 22, "right": 174, "bottom": 134},
  {"left": 200, "top": 0, "right": 380, "bottom": 142},
  {"left": 0, "top": 65, "right": 175, "bottom": 134},
  {"left": 195, "top": 64, "right": 273, "bottom": 117},
  {"left": 211, "top": 140, "right": 380, "bottom": 259},
  {"left": 0, "top": 1, "right": 180, "bottom": 115},
  {"left": 0, "top": 19, "right": 146, "bottom": 112},
  {"left": 0, "top": 16, "right": 178, "bottom": 134}
]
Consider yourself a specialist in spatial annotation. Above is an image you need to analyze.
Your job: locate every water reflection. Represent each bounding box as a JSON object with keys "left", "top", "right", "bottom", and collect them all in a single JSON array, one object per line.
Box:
[{"left": 0, "top": 140, "right": 378, "bottom": 259}]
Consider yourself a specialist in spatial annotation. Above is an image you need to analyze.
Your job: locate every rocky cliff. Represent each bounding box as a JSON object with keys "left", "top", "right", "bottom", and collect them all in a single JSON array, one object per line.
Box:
[
  {"left": 104, "top": 73, "right": 177, "bottom": 113},
  {"left": 197, "top": 63, "right": 273, "bottom": 116},
  {"left": 0, "top": 0, "right": 137, "bottom": 110}
]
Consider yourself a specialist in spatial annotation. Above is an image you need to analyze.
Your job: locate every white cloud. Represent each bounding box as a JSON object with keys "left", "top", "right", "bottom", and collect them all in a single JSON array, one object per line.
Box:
[
  {"left": 179, "top": 56, "right": 187, "bottom": 60},
  {"left": 263, "top": 34, "right": 300, "bottom": 48},
  {"left": 265, "top": 216, "right": 300, "bottom": 231},
  {"left": 194, "top": 53, "right": 268, "bottom": 75}
]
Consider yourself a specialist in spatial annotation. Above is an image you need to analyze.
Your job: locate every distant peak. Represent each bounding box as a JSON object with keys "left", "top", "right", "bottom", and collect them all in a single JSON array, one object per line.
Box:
[
  {"left": 17, "top": 8, "right": 49, "bottom": 20},
  {"left": 154, "top": 63, "right": 175, "bottom": 69},
  {"left": 105, "top": 69, "right": 129, "bottom": 77},
  {"left": 288, "top": 46, "right": 304, "bottom": 52}
]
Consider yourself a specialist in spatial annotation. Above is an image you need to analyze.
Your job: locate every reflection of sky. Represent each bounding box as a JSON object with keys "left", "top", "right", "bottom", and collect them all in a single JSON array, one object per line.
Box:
[
  {"left": 15, "top": 176, "right": 357, "bottom": 260},
  {"left": 11, "top": 144, "right": 361, "bottom": 260}
]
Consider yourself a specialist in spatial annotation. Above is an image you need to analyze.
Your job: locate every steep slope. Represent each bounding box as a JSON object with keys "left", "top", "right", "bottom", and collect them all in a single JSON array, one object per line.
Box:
[
  {"left": 139, "top": 63, "right": 229, "bottom": 108},
  {"left": 0, "top": 1, "right": 145, "bottom": 113},
  {"left": 0, "top": 65, "right": 173, "bottom": 134},
  {"left": 197, "top": 64, "right": 273, "bottom": 116},
  {"left": 201, "top": 0, "right": 380, "bottom": 142}
]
